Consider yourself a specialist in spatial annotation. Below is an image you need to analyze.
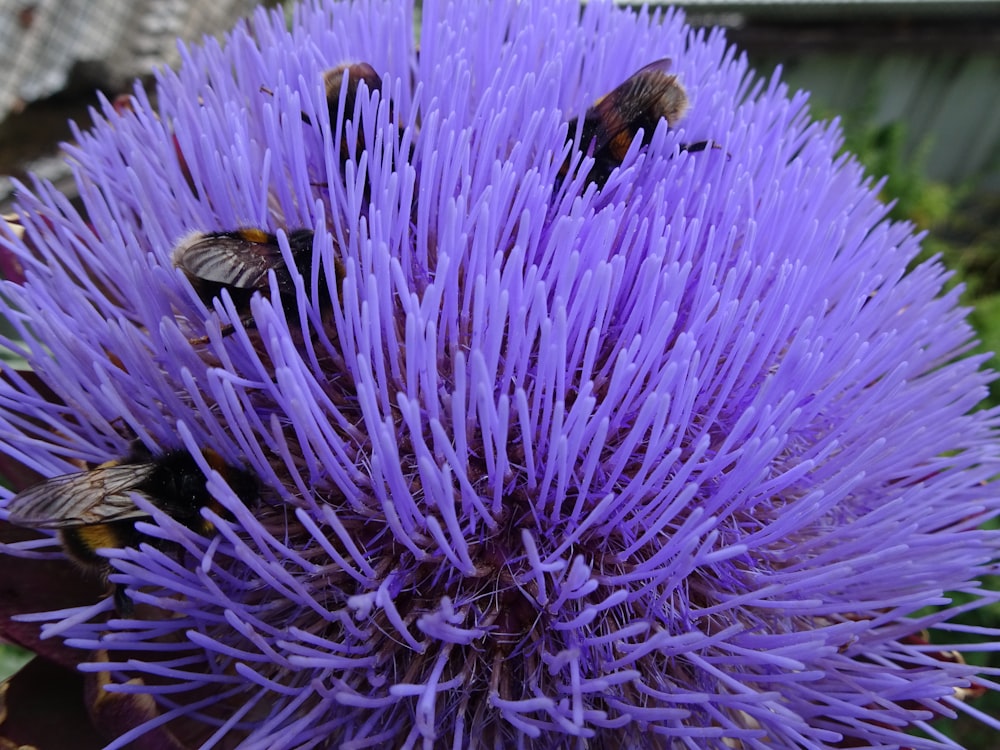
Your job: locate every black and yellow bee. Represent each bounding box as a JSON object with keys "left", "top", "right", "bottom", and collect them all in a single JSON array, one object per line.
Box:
[
  {"left": 172, "top": 227, "right": 341, "bottom": 338},
  {"left": 4, "top": 446, "right": 258, "bottom": 614},
  {"left": 561, "top": 58, "right": 711, "bottom": 189}
]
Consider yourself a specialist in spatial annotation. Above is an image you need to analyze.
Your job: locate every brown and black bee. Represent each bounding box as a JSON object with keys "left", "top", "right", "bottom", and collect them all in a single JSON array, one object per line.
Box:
[
  {"left": 322, "top": 62, "right": 387, "bottom": 163},
  {"left": 263, "top": 61, "right": 413, "bottom": 196},
  {"left": 321, "top": 61, "right": 415, "bottom": 184},
  {"left": 561, "top": 58, "right": 712, "bottom": 189},
  {"left": 4, "top": 446, "right": 258, "bottom": 614},
  {"left": 172, "top": 227, "right": 342, "bottom": 338}
]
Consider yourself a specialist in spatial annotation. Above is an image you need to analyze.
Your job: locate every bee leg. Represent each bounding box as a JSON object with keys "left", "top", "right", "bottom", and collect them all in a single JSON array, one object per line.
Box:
[
  {"left": 186, "top": 316, "right": 256, "bottom": 346},
  {"left": 113, "top": 583, "right": 134, "bottom": 616},
  {"left": 679, "top": 140, "right": 728, "bottom": 159},
  {"left": 679, "top": 140, "right": 712, "bottom": 153}
]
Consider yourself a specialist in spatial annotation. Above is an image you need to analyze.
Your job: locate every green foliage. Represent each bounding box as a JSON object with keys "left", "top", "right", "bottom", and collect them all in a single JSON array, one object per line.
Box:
[
  {"left": 0, "top": 642, "right": 32, "bottom": 681},
  {"left": 835, "top": 105, "right": 1000, "bottom": 409},
  {"left": 843, "top": 118, "right": 956, "bottom": 228},
  {"left": 835, "top": 107, "right": 1000, "bottom": 748}
]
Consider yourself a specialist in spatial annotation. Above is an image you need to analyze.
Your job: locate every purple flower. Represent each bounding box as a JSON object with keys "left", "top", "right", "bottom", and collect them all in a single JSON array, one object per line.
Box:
[{"left": 1, "top": 1, "right": 999, "bottom": 747}]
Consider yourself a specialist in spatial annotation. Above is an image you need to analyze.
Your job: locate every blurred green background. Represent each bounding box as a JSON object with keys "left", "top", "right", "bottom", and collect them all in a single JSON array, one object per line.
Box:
[
  {"left": 748, "top": 17, "right": 1000, "bottom": 743},
  {"left": 837, "top": 111, "right": 1000, "bottom": 746}
]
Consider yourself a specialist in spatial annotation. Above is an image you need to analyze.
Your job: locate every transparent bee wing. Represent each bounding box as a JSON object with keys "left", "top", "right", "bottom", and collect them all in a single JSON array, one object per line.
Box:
[
  {"left": 173, "top": 232, "right": 288, "bottom": 290},
  {"left": 5, "top": 463, "right": 158, "bottom": 528}
]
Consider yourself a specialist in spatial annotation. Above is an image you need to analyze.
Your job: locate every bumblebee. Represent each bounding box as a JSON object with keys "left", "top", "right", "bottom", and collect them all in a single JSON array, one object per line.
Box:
[
  {"left": 4, "top": 446, "right": 258, "bottom": 614},
  {"left": 263, "top": 61, "right": 410, "bottom": 192},
  {"left": 561, "top": 58, "right": 710, "bottom": 189},
  {"left": 322, "top": 62, "right": 386, "bottom": 163},
  {"left": 172, "top": 227, "right": 340, "bottom": 338},
  {"left": 320, "top": 61, "right": 413, "bottom": 181}
]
